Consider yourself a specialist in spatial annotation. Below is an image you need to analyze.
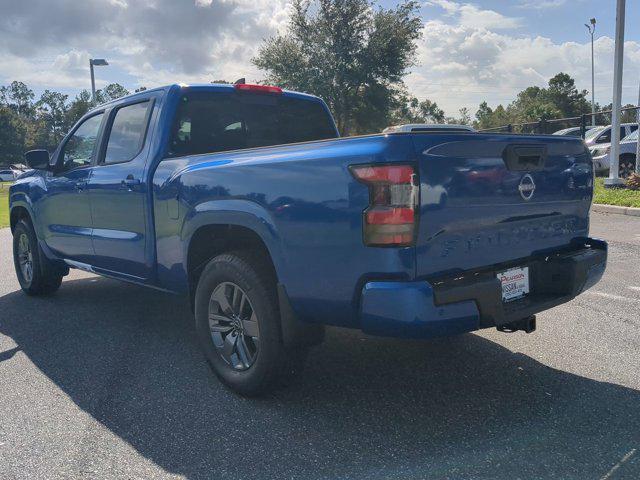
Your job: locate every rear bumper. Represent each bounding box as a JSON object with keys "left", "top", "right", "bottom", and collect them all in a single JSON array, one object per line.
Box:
[{"left": 359, "top": 238, "right": 607, "bottom": 339}]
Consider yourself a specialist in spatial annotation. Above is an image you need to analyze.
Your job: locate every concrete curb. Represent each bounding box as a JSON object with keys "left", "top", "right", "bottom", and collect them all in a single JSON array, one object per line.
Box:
[{"left": 592, "top": 203, "right": 640, "bottom": 217}]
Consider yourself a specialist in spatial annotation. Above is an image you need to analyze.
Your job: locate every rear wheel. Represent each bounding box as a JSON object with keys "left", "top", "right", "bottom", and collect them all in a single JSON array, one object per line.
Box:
[
  {"left": 194, "top": 251, "right": 306, "bottom": 396},
  {"left": 618, "top": 154, "right": 636, "bottom": 179},
  {"left": 12, "top": 219, "right": 64, "bottom": 295}
]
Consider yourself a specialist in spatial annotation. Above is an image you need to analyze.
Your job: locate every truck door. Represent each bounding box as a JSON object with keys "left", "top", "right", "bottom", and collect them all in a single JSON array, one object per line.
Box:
[
  {"left": 39, "top": 112, "right": 104, "bottom": 262},
  {"left": 86, "top": 98, "right": 155, "bottom": 280}
]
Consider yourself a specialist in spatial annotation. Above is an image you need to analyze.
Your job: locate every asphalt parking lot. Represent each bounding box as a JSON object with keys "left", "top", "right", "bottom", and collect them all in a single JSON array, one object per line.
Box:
[{"left": 1, "top": 212, "right": 639, "bottom": 479}]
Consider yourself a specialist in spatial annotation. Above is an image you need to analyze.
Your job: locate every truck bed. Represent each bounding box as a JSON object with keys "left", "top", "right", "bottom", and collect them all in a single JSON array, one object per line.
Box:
[{"left": 153, "top": 131, "right": 594, "bottom": 330}]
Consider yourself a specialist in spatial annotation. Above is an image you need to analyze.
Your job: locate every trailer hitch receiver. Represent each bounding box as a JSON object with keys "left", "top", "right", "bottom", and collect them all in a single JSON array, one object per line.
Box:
[{"left": 497, "top": 315, "right": 536, "bottom": 334}]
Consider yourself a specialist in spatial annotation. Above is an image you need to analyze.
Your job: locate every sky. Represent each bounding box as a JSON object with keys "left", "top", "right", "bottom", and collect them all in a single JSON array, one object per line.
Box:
[{"left": 0, "top": 0, "right": 639, "bottom": 118}]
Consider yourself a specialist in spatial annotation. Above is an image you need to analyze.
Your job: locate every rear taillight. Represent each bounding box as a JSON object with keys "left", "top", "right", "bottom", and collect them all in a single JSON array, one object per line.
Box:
[
  {"left": 350, "top": 164, "right": 418, "bottom": 247},
  {"left": 234, "top": 84, "right": 283, "bottom": 94}
]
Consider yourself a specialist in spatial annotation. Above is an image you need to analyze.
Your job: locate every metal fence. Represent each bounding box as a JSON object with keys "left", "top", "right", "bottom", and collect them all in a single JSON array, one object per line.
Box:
[{"left": 478, "top": 105, "right": 639, "bottom": 138}]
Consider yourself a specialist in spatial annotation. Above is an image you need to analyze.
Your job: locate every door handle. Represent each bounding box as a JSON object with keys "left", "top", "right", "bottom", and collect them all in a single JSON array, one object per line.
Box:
[{"left": 122, "top": 175, "right": 141, "bottom": 190}]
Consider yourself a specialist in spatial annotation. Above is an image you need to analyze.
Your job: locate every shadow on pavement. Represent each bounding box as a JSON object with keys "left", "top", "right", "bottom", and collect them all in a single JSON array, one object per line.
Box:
[{"left": 1, "top": 276, "right": 639, "bottom": 479}]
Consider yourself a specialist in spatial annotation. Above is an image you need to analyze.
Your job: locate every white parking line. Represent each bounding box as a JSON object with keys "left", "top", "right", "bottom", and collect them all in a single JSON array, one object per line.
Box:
[
  {"left": 584, "top": 291, "right": 640, "bottom": 303},
  {"left": 600, "top": 448, "right": 637, "bottom": 480}
]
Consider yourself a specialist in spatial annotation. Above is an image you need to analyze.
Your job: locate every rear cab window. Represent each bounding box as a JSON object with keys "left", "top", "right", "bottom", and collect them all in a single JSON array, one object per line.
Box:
[{"left": 167, "top": 90, "right": 338, "bottom": 158}]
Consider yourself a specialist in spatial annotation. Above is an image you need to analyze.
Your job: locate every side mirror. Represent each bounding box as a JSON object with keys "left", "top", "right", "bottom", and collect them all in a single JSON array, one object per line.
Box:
[{"left": 24, "top": 149, "right": 50, "bottom": 170}]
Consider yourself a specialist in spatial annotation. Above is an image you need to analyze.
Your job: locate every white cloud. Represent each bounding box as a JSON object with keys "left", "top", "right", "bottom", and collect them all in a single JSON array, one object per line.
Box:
[
  {"left": 427, "top": 0, "right": 460, "bottom": 15},
  {"left": 427, "top": 0, "right": 521, "bottom": 30},
  {"left": 458, "top": 4, "right": 521, "bottom": 30},
  {"left": 0, "top": 51, "right": 102, "bottom": 90},
  {"left": 0, "top": 0, "right": 290, "bottom": 91},
  {"left": 1, "top": 0, "right": 638, "bottom": 121},
  {"left": 52, "top": 50, "right": 91, "bottom": 73},
  {"left": 407, "top": 20, "right": 640, "bottom": 116},
  {"left": 517, "top": 0, "right": 569, "bottom": 9}
]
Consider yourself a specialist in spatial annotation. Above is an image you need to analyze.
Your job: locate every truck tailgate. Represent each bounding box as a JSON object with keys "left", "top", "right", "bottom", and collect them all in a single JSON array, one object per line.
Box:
[{"left": 411, "top": 134, "right": 593, "bottom": 278}]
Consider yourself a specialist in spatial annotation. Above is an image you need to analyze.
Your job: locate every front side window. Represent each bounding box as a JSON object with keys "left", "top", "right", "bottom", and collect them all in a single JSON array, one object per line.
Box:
[
  {"left": 104, "top": 101, "right": 150, "bottom": 164},
  {"left": 167, "top": 91, "right": 337, "bottom": 158},
  {"left": 585, "top": 126, "right": 605, "bottom": 140},
  {"left": 60, "top": 113, "right": 103, "bottom": 171},
  {"left": 596, "top": 128, "right": 611, "bottom": 144}
]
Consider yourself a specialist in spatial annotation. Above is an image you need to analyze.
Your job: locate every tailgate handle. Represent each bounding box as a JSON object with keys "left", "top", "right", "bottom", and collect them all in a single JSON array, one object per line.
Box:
[{"left": 502, "top": 145, "right": 546, "bottom": 171}]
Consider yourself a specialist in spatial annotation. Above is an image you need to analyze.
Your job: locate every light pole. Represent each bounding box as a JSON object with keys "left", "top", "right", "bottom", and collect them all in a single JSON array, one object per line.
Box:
[
  {"left": 89, "top": 58, "right": 109, "bottom": 104},
  {"left": 605, "top": 0, "right": 625, "bottom": 187},
  {"left": 585, "top": 18, "right": 596, "bottom": 126},
  {"left": 636, "top": 79, "right": 640, "bottom": 174}
]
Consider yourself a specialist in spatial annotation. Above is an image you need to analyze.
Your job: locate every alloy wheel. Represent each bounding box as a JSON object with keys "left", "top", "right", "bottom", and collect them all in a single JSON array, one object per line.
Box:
[
  {"left": 208, "top": 282, "right": 260, "bottom": 370},
  {"left": 17, "top": 233, "right": 34, "bottom": 283}
]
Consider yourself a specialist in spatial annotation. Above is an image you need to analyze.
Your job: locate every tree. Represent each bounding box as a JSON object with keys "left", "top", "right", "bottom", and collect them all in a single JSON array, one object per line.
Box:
[
  {"left": 95, "top": 83, "right": 130, "bottom": 104},
  {"left": 621, "top": 104, "right": 638, "bottom": 124},
  {"left": 351, "top": 83, "right": 399, "bottom": 133},
  {"left": 446, "top": 107, "right": 470, "bottom": 125},
  {"left": 65, "top": 90, "right": 92, "bottom": 129},
  {"left": 475, "top": 101, "right": 494, "bottom": 128},
  {"left": 34, "top": 90, "right": 69, "bottom": 146},
  {"left": 0, "top": 105, "right": 27, "bottom": 164},
  {"left": 0, "top": 81, "right": 35, "bottom": 118},
  {"left": 390, "top": 90, "right": 445, "bottom": 125},
  {"left": 546, "top": 72, "right": 589, "bottom": 118},
  {"left": 472, "top": 73, "right": 591, "bottom": 131},
  {"left": 0, "top": 80, "right": 134, "bottom": 158},
  {"left": 509, "top": 86, "right": 560, "bottom": 123},
  {"left": 252, "top": 0, "right": 422, "bottom": 135}
]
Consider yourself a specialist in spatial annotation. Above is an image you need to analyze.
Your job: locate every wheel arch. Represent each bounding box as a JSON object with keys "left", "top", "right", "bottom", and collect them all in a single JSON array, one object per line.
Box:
[
  {"left": 10, "top": 203, "right": 34, "bottom": 233},
  {"left": 182, "top": 200, "right": 324, "bottom": 348},
  {"left": 182, "top": 200, "right": 284, "bottom": 306}
]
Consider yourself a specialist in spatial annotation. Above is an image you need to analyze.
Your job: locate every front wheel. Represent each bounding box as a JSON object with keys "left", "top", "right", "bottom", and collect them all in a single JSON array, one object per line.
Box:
[
  {"left": 12, "top": 219, "right": 64, "bottom": 295},
  {"left": 194, "top": 251, "right": 306, "bottom": 396},
  {"left": 619, "top": 154, "right": 636, "bottom": 179}
]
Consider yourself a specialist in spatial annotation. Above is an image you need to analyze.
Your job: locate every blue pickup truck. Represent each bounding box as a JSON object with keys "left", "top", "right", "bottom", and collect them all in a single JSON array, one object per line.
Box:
[{"left": 9, "top": 83, "right": 606, "bottom": 395}]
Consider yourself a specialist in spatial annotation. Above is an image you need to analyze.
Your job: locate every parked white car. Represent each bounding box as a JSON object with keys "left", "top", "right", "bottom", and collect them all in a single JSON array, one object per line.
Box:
[
  {"left": 552, "top": 126, "right": 601, "bottom": 137},
  {"left": 584, "top": 123, "right": 638, "bottom": 148},
  {"left": 591, "top": 129, "right": 638, "bottom": 177},
  {"left": 383, "top": 123, "right": 475, "bottom": 133},
  {"left": 0, "top": 169, "right": 17, "bottom": 182}
]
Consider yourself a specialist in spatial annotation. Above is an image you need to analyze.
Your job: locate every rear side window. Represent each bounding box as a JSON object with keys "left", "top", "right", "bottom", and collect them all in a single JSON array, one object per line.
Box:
[
  {"left": 168, "top": 91, "right": 337, "bottom": 158},
  {"left": 104, "top": 101, "right": 150, "bottom": 164}
]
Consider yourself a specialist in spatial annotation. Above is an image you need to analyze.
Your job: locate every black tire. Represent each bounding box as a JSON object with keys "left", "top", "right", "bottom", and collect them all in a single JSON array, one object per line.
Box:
[
  {"left": 194, "top": 251, "right": 306, "bottom": 396},
  {"left": 619, "top": 154, "right": 636, "bottom": 179},
  {"left": 12, "top": 219, "right": 64, "bottom": 295}
]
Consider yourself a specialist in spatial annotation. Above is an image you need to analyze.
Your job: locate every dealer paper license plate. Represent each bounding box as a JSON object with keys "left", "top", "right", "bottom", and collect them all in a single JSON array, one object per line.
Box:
[{"left": 498, "top": 266, "right": 530, "bottom": 302}]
